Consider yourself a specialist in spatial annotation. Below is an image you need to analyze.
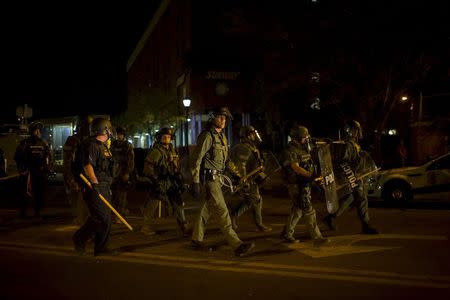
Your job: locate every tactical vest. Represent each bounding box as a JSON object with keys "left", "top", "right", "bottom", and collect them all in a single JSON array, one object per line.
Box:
[
  {"left": 23, "top": 137, "right": 49, "bottom": 172},
  {"left": 90, "top": 138, "right": 115, "bottom": 183},
  {"left": 152, "top": 143, "right": 180, "bottom": 178},
  {"left": 200, "top": 129, "right": 228, "bottom": 171},
  {"left": 281, "top": 141, "right": 313, "bottom": 184}
]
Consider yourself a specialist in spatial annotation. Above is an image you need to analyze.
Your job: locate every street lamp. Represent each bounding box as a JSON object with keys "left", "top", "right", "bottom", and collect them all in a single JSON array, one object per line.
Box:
[{"left": 182, "top": 98, "right": 191, "bottom": 154}]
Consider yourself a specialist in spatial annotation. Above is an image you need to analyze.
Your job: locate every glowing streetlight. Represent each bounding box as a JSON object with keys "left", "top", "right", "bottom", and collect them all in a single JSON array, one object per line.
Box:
[
  {"left": 401, "top": 96, "right": 408, "bottom": 102},
  {"left": 182, "top": 98, "right": 191, "bottom": 153},
  {"left": 182, "top": 98, "right": 191, "bottom": 108}
]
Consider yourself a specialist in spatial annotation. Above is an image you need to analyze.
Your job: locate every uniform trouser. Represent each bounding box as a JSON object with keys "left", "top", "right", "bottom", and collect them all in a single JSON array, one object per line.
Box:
[
  {"left": 112, "top": 187, "right": 128, "bottom": 216},
  {"left": 335, "top": 185, "right": 370, "bottom": 224},
  {"left": 66, "top": 186, "right": 89, "bottom": 225},
  {"left": 192, "top": 178, "right": 242, "bottom": 249},
  {"left": 74, "top": 183, "right": 112, "bottom": 253},
  {"left": 20, "top": 172, "right": 46, "bottom": 216},
  {"left": 142, "top": 191, "right": 186, "bottom": 227},
  {"left": 284, "top": 184, "right": 323, "bottom": 239},
  {"left": 231, "top": 184, "right": 263, "bottom": 226}
]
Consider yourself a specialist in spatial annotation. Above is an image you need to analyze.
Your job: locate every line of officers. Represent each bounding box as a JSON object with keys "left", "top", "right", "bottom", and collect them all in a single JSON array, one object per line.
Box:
[{"left": 18, "top": 108, "right": 377, "bottom": 258}]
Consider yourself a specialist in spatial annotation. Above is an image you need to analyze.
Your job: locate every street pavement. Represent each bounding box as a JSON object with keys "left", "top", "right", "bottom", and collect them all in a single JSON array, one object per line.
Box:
[{"left": 1, "top": 178, "right": 450, "bottom": 299}]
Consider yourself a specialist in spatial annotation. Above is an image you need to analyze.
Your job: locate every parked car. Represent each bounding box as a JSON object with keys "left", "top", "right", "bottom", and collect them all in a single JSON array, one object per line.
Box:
[{"left": 369, "top": 152, "right": 450, "bottom": 202}]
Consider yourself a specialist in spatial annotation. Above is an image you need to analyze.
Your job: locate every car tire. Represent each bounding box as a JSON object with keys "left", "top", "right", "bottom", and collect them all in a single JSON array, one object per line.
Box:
[{"left": 382, "top": 180, "right": 412, "bottom": 203}]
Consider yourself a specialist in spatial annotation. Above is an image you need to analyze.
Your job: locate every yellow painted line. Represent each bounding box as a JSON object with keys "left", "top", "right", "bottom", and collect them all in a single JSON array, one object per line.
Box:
[
  {"left": 54, "top": 225, "right": 81, "bottom": 232},
  {"left": 1, "top": 245, "right": 449, "bottom": 289},
  {"left": 2, "top": 241, "right": 450, "bottom": 286}
]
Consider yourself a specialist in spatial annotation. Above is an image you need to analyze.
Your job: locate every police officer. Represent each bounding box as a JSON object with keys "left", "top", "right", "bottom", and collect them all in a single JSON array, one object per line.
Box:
[
  {"left": 63, "top": 115, "right": 91, "bottom": 226},
  {"left": 280, "top": 125, "right": 328, "bottom": 244},
  {"left": 141, "top": 127, "right": 188, "bottom": 236},
  {"left": 14, "top": 121, "right": 51, "bottom": 219},
  {"left": 190, "top": 107, "right": 255, "bottom": 257},
  {"left": 229, "top": 125, "right": 272, "bottom": 232},
  {"left": 73, "top": 117, "right": 118, "bottom": 256},
  {"left": 110, "top": 127, "right": 134, "bottom": 221},
  {"left": 323, "top": 120, "right": 378, "bottom": 234},
  {"left": 0, "top": 148, "right": 6, "bottom": 178}
]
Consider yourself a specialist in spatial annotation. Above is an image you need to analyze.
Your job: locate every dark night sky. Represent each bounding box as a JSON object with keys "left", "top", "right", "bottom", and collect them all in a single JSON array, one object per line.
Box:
[
  {"left": 2, "top": 2, "right": 159, "bottom": 122},
  {"left": 2, "top": 1, "right": 449, "bottom": 124}
]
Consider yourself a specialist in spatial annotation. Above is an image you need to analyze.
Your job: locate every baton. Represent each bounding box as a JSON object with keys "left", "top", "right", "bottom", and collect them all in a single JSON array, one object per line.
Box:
[
  {"left": 79, "top": 174, "right": 133, "bottom": 231},
  {"left": 232, "top": 166, "right": 264, "bottom": 194}
]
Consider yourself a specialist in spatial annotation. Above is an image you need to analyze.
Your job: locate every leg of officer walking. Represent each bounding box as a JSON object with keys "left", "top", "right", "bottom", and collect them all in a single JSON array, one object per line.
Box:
[
  {"left": 31, "top": 173, "right": 46, "bottom": 217},
  {"left": 334, "top": 192, "right": 355, "bottom": 218},
  {"left": 141, "top": 194, "right": 159, "bottom": 234},
  {"left": 74, "top": 188, "right": 108, "bottom": 249},
  {"left": 204, "top": 179, "right": 242, "bottom": 248},
  {"left": 118, "top": 189, "right": 128, "bottom": 215},
  {"left": 92, "top": 184, "right": 112, "bottom": 253},
  {"left": 283, "top": 184, "right": 303, "bottom": 239},
  {"left": 192, "top": 201, "right": 210, "bottom": 242},
  {"left": 168, "top": 189, "right": 186, "bottom": 225},
  {"left": 353, "top": 186, "right": 370, "bottom": 224},
  {"left": 303, "top": 206, "right": 323, "bottom": 239}
]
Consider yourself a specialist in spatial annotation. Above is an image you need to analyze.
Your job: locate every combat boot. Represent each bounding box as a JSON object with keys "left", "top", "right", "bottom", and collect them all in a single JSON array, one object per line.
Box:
[
  {"left": 282, "top": 236, "right": 300, "bottom": 243},
  {"left": 323, "top": 214, "right": 337, "bottom": 231},
  {"left": 255, "top": 223, "right": 272, "bottom": 232},
  {"left": 141, "top": 225, "right": 156, "bottom": 236},
  {"left": 234, "top": 242, "right": 255, "bottom": 257},
  {"left": 312, "top": 237, "right": 331, "bottom": 247},
  {"left": 362, "top": 223, "right": 379, "bottom": 234}
]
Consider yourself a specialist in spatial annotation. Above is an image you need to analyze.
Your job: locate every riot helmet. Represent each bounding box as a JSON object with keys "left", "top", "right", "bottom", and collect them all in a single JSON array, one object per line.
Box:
[
  {"left": 90, "top": 117, "right": 113, "bottom": 137},
  {"left": 289, "top": 125, "right": 310, "bottom": 140},
  {"left": 155, "top": 127, "right": 174, "bottom": 145},
  {"left": 344, "top": 120, "right": 363, "bottom": 141},
  {"left": 76, "top": 114, "right": 93, "bottom": 137},
  {"left": 239, "top": 125, "right": 262, "bottom": 144},
  {"left": 116, "top": 127, "right": 126, "bottom": 135},
  {"left": 211, "top": 106, "right": 233, "bottom": 120},
  {"left": 28, "top": 121, "right": 43, "bottom": 135}
]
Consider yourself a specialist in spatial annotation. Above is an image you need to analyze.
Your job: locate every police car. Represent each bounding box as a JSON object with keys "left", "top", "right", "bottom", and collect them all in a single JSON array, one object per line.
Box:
[{"left": 369, "top": 152, "right": 450, "bottom": 202}]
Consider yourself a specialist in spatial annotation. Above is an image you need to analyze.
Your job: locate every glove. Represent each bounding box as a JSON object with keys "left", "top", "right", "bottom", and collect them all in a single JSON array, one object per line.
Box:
[{"left": 191, "top": 182, "right": 201, "bottom": 199}]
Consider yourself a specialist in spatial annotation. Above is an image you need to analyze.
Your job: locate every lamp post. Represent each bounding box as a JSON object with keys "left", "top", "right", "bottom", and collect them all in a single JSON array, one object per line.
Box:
[{"left": 182, "top": 98, "right": 191, "bottom": 154}]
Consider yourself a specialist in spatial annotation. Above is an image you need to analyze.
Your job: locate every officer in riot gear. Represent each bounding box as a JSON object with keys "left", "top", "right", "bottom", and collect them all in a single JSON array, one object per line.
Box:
[
  {"left": 229, "top": 125, "right": 272, "bottom": 232},
  {"left": 280, "top": 124, "right": 329, "bottom": 244},
  {"left": 14, "top": 121, "right": 51, "bottom": 219},
  {"left": 63, "top": 115, "right": 92, "bottom": 226},
  {"left": 141, "top": 126, "right": 189, "bottom": 236},
  {"left": 323, "top": 120, "right": 378, "bottom": 234},
  {"left": 0, "top": 148, "right": 6, "bottom": 178},
  {"left": 73, "top": 117, "right": 119, "bottom": 256},
  {"left": 110, "top": 127, "right": 134, "bottom": 222},
  {"left": 190, "top": 106, "right": 255, "bottom": 257}
]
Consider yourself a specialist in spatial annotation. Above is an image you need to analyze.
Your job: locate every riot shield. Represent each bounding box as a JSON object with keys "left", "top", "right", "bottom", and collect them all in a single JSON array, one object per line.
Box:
[
  {"left": 334, "top": 149, "right": 379, "bottom": 198},
  {"left": 317, "top": 144, "right": 339, "bottom": 214}
]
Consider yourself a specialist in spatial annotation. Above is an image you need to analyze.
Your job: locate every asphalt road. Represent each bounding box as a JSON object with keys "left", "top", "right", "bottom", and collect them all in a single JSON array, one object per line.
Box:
[{"left": 1, "top": 179, "right": 450, "bottom": 299}]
